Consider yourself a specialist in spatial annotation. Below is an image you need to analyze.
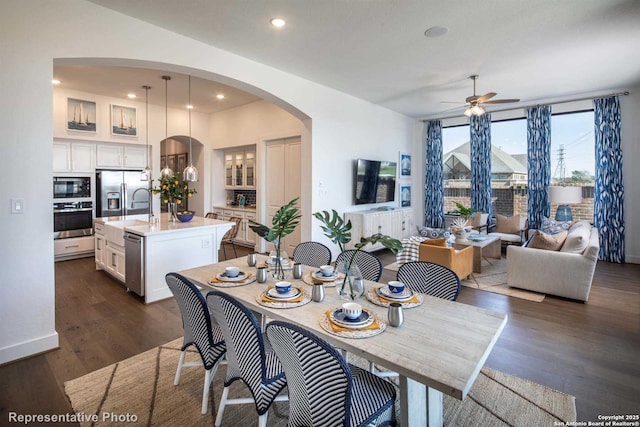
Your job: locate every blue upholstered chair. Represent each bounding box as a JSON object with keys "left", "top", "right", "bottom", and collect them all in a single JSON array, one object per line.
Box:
[
  {"left": 206, "top": 291, "right": 288, "bottom": 427},
  {"left": 397, "top": 261, "right": 461, "bottom": 301},
  {"left": 266, "top": 320, "right": 396, "bottom": 427},
  {"left": 335, "top": 250, "right": 383, "bottom": 282},
  {"left": 292, "top": 241, "right": 332, "bottom": 268},
  {"left": 165, "top": 273, "right": 227, "bottom": 414}
]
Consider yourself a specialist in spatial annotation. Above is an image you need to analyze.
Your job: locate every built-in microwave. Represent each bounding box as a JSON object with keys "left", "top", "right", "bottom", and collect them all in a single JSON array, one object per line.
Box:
[{"left": 53, "top": 176, "right": 91, "bottom": 199}]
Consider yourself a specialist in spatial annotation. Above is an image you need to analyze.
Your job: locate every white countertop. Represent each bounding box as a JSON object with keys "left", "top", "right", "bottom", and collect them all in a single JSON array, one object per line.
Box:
[
  {"left": 213, "top": 205, "right": 256, "bottom": 212},
  {"left": 95, "top": 213, "right": 233, "bottom": 237}
]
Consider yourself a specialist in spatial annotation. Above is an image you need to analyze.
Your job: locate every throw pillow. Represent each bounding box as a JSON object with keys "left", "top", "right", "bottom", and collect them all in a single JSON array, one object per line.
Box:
[
  {"left": 416, "top": 226, "right": 451, "bottom": 239},
  {"left": 470, "top": 212, "right": 484, "bottom": 227},
  {"left": 540, "top": 217, "right": 572, "bottom": 235},
  {"left": 561, "top": 222, "right": 591, "bottom": 253},
  {"left": 529, "top": 230, "right": 567, "bottom": 251},
  {"left": 495, "top": 214, "right": 521, "bottom": 235},
  {"left": 423, "top": 238, "right": 447, "bottom": 247}
]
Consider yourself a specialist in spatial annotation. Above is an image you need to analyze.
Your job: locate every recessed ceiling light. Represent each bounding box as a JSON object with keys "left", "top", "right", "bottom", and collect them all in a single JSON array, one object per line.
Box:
[
  {"left": 52, "top": 79, "right": 61, "bottom": 85},
  {"left": 127, "top": 93, "right": 137, "bottom": 99},
  {"left": 424, "top": 26, "right": 448, "bottom": 38},
  {"left": 187, "top": 104, "right": 194, "bottom": 109},
  {"left": 216, "top": 93, "right": 225, "bottom": 100},
  {"left": 270, "top": 18, "right": 286, "bottom": 28}
]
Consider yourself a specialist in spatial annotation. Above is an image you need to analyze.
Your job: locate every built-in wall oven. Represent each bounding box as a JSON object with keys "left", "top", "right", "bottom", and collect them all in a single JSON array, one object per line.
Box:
[{"left": 53, "top": 201, "right": 94, "bottom": 239}]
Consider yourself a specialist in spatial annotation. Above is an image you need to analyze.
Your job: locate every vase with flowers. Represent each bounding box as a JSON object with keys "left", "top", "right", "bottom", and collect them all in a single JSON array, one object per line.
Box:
[
  {"left": 249, "top": 198, "right": 301, "bottom": 281},
  {"left": 313, "top": 210, "right": 402, "bottom": 300},
  {"left": 151, "top": 172, "right": 197, "bottom": 222}
]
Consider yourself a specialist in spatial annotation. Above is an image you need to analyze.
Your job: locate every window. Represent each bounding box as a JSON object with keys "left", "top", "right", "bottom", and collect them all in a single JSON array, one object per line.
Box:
[{"left": 490, "top": 118, "right": 527, "bottom": 217}]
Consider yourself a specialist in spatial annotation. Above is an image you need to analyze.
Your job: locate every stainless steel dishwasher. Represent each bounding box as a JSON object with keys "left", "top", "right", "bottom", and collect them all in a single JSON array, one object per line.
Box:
[{"left": 124, "top": 232, "right": 145, "bottom": 296}]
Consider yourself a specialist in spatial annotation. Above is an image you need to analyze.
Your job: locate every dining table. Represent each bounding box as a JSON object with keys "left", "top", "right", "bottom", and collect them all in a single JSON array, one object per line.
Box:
[{"left": 178, "top": 254, "right": 508, "bottom": 427}]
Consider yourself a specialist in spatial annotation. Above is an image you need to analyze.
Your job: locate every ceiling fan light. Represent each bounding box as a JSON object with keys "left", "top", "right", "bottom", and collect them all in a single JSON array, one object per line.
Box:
[
  {"left": 472, "top": 105, "right": 485, "bottom": 115},
  {"left": 464, "top": 107, "right": 472, "bottom": 117}
]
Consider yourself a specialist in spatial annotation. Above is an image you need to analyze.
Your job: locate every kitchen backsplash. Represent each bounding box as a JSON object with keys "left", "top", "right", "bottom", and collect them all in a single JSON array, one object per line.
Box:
[{"left": 229, "top": 189, "right": 256, "bottom": 206}]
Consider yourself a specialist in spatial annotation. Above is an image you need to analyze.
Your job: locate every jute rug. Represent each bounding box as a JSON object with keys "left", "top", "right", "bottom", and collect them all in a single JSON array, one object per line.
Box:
[
  {"left": 384, "top": 257, "right": 545, "bottom": 302},
  {"left": 65, "top": 338, "right": 575, "bottom": 426}
]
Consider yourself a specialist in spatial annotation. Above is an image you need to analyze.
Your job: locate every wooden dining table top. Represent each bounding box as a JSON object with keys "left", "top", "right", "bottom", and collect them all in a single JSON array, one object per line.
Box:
[{"left": 178, "top": 254, "right": 508, "bottom": 401}]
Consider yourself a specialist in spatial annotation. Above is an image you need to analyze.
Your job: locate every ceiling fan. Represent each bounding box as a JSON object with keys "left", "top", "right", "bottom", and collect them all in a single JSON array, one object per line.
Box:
[{"left": 442, "top": 75, "right": 520, "bottom": 117}]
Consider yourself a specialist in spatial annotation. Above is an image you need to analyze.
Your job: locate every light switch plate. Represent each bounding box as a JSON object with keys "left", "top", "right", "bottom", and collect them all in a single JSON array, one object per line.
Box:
[{"left": 11, "top": 198, "right": 24, "bottom": 214}]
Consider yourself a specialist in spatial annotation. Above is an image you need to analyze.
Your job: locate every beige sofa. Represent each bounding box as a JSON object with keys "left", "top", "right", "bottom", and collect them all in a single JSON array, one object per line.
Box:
[{"left": 506, "top": 224, "right": 599, "bottom": 301}]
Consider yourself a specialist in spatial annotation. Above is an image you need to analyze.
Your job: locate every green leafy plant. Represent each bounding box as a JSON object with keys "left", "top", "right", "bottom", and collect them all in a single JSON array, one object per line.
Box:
[
  {"left": 453, "top": 202, "right": 476, "bottom": 219},
  {"left": 249, "top": 198, "right": 301, "bottom": 279},
  {"left": 313, "top": 209, "right": 402, "bottom": 299},
  {"left": 151, "top": 172, "right": 196, "bottom": 205}
]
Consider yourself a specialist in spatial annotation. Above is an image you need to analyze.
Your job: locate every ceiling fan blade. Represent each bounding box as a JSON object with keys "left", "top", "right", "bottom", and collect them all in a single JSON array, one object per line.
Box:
[
  {"left": 440, "top": 101, "right": 467, "bottom": 104},
  {"left": 483, "top": 98, "right": 520, "bottom": 104},
  {"left": 465, "top": 95, "right": 480, "bottom": 103},
  {"left": 476, "top": 92, "right": 497, "bottom": 103}
]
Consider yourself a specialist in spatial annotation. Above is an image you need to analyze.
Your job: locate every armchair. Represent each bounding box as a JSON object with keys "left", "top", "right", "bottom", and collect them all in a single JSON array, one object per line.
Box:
[
  {"left": 488, "top": 214, "right": 528, "bottom": 246},
  {"left": 418, "top": 240, "right": 473, "bottom": 280}
]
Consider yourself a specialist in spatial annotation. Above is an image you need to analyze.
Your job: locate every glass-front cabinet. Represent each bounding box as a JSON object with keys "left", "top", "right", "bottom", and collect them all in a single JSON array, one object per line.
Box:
[{"left": 224, "top": 147, "right": 256, "bottom": 189}]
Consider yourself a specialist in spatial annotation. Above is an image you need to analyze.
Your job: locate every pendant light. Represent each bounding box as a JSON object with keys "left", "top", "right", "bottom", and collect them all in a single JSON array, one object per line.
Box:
[
  {"left": 160, "top": 75, "right": 174, "bottom": 178},
  {"left": 140, "top": 85, "right": 152, "bottom": 181},
  {"left": 183, "top": 75, "right": 198, "bottom": 182}
]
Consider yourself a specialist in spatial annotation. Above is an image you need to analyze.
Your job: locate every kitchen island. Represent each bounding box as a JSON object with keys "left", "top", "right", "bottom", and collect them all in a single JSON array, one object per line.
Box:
[{"left": 94, "top": 214, "right": 233, "bottom": 303}]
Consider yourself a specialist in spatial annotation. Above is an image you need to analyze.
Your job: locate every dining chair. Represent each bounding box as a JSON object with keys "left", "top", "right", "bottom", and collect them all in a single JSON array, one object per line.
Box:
[
  {"left": 292, "top": 241, "right": 332, "bottom": 268},
  {"left": 205, "top": 212, "right": 218, "bottom": 219},
  {"left": 266, "top": 320, "right": 396, "bottom": 427},
  {"left": 397, "top": 261, "right": 461, "bottom": 301},
  {"left": 220, "top": 216, "right": 243, "bottom": 260},
  {"left": 335, "top": 250, "right": 383, "bottom": 282},
  {"left": 165, "top": 273, "right": 227, "bottom": 415},
  {"left": 206, "top": 291, "right": 288, "bottom": 427}
]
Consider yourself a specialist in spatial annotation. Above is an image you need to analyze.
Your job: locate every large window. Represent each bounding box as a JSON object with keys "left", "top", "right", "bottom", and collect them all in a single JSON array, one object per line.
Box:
[{"left": 441, "top": 110, "right": 595, "bottom": 222}]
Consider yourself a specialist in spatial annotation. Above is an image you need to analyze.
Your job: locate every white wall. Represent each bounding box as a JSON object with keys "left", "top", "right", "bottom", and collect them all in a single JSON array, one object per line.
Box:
[
  {"left": 0, "top": 0, "right": 415, "bottom": 363},
  {"left": 621, "top": 85, "right": 640, "bottom": 264}
]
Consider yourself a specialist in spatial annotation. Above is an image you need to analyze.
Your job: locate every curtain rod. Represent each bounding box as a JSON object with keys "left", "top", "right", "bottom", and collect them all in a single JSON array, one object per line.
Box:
[{"left": 419, "top": 91, "right": 630, "bottom": 122}]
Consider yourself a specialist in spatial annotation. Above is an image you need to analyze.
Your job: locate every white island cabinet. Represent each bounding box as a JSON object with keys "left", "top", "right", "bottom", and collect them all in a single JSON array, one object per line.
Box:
[{"left": 95, "top": 214, "right": 233, "bottom": 303}]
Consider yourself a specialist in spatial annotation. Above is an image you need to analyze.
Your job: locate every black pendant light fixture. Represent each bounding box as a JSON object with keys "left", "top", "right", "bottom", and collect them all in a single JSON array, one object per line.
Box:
[
  {"left": 140, "top": 85, "right": 152, "bottom": 181},
  {"left": 160, "top": 75, "right": 174, "bottom": 178},
  {"left": 183, "top": 75, "right": 198, "bottom": 182}
]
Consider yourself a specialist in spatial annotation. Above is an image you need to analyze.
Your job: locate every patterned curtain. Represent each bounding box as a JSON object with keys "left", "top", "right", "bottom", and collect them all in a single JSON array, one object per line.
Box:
[
  {"left": 470, "top": 114, "right": 492, "bottom": 218},
  {"left": 424, "top": 120, "right": 444, "bottom": 228},
  {"left": 594, "top": 96, "right": 625, "bottom": 263},
  {"left": 526, "top": 105, "right": 552, "bottom": 229}
]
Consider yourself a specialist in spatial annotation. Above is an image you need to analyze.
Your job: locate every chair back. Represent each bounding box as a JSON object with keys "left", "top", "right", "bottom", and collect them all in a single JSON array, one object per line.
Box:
[
  {"left": 292, "top": 241, "right": 332, "bottom": 268},
  {"left": 165, "top": 273, "right": 221, "bottom": 369},
  {"left": 206, "top": 291, "right": 286, "bottom": 414},
  {"left": 397, "top": 261, "right": 461, "bottom": 301},
  {"left": 205, "top": 212, "right": 218, "bottom": 219},
  {"left": 335, "top": 250, "right": 382, "bottom": 282},
  {"left": 266, "top": 321, "right": 353, "bottom": 427},
  {"left": 222, "top": 216, "right": 243, "bottom": 241}
]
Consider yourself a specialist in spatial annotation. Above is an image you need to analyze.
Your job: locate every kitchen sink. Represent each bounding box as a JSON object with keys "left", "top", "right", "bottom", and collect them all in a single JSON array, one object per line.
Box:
[{"left": 104, "top": 220, "right": 148, "bottom": 247}]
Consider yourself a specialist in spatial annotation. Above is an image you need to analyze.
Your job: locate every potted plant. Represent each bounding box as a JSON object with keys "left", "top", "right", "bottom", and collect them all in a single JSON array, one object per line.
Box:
[
  {"left": 151, "top": 172, "right": 196, "bottom": 222},
  {"left": 249, "top": 198, "right": 301, "bottom": 280},
  {"left": 313, "top": 209, "right": 402, "bottom": 300},
  {"left": 450, "top": 202, "right": 478, "bottom": 242}
]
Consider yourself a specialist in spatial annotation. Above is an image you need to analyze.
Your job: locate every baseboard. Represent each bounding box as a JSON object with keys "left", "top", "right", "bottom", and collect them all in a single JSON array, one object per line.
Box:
[
  {"left": 625, "top": 254, "right": 639, "bottom": 264},
  {"left": 0, "top": 332, "right": 59, "bottom": 365}
]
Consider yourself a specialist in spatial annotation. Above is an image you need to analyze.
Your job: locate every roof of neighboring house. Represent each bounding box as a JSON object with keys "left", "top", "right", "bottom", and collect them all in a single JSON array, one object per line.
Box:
[{"left": 443, "top": 142, "right": 527, "bottom": 174}]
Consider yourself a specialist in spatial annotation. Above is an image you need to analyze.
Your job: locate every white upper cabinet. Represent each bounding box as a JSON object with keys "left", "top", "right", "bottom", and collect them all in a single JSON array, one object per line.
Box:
[
  {"left": 96, "top": 144, "right": 147, "bottom": 169},
  {"left": 53, "top": 141, "right": 95, "bottom": 173},
  {"left": 224, "top": 147, "right": 256, "bottom": 189}
]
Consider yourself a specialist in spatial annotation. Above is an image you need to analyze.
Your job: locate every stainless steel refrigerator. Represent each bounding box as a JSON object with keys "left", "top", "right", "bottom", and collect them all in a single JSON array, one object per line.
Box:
[{"left": 96, "top": 170, "right": 150, "bottom": 218}]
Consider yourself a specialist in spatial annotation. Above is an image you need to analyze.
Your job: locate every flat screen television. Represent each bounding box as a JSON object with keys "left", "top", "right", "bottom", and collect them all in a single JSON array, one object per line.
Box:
[{"left": 354, "top": 159, "right": 397, "bottom": 205}]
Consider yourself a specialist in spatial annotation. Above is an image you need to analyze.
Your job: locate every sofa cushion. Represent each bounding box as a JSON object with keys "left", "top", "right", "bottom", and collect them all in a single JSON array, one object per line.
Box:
[
  {"left": 423, "top": 238, "right": 447, "bottom": 247},
  {"left": 416, "top": 226, "right": 451, "bottom": 239},
  {"left": 561, "top": 221, "right": 592, "bottom": 253},
  {"left": 529, "top": 230, "right": 567, "bottom": 251},
  {"left": 495, "top": 214, "right": 521, "bottom": 235},
  {"left": 470, "top": 212, "right": 485, "bottom": 227},
  {"left": 540, "top": 217, "right": 573, "bottom": 235}
]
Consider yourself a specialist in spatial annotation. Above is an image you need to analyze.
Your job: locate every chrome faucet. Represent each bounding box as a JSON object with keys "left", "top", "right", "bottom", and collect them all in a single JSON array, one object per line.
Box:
[{"left": 131, "top": 187, "right": 154, "bottom": 222}]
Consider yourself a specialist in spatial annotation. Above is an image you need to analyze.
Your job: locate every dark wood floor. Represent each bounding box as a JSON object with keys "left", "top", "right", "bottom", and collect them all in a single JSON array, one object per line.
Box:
[{"left": 1, "top": 247, "right": 638, "bottom": 425}]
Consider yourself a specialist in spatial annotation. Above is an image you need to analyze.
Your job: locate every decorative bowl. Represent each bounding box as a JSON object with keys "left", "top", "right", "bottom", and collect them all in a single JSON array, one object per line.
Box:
[
  {"left": 275, "top": 281, "right": 292, "bottom": 294},
  {"left": 388, "top": 281, "right": 405, "bottom": 294},
  {"left": 176, "top": 211, "right": 195, "bottom": 222}
]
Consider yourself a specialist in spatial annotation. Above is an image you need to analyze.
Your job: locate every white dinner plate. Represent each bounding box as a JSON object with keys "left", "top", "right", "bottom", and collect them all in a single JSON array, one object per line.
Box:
[
  {"left": 216, "top": 271, "right": 248, "bottom": 282},
  {"left": 266, "top": 287, "right": 301, "bottom": 300},
  {"left": 330, "top": 307, "right": 374, "bottom": 328},
  {"left": 312, "top": 271, "right": 336, "bottom": 281},
  {"left": 377, "top": 286, "right": 414, "bottom": 301}
]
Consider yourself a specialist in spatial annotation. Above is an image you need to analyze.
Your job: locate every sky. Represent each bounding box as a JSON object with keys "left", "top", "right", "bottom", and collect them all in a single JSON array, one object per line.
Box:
[{"left": 443, "top": 111, "right": 595, "bottom": 177}]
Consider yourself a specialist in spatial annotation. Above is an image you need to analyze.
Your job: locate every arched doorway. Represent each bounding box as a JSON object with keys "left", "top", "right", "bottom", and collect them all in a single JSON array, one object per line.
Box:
[{"left": 160, "top": 135, "right": 204, "bottom": 213}]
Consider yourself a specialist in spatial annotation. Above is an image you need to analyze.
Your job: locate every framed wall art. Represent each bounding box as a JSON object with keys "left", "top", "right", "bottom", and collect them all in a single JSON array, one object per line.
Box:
[
  {"left": 400, "top": 152, "right": 412, "bottom": 177},
  {"left": 167, "top": 154, "right": 176, "bottom": 171},
  {"left": 67, "top": 98, "right": 96, "bottom": 132},
  {"left": 400, "top": 184, "right": 411, "bottom": 207},
  {"left": 177, "top": 153, "right": 187, "bottom": 173},
  {"left": 111, "top": 104, "right": 137, "bottom": 136}
]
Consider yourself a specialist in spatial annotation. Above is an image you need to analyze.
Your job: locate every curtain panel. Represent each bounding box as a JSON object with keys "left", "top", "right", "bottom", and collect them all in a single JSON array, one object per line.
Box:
[
  {"left": 470, "top": 114, "right": 492, "bottom": 218},
  {"left": 424, "top": 120, "right": 444, "bottom": 228},
  {"left": 526, "top": 105, "right": 552, "bottom": 229},
  {"left": 594, "top": 96, "right": 625, "bottom": 263}
]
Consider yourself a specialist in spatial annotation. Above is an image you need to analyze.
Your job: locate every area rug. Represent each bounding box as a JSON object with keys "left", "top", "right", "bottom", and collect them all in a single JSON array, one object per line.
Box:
[
  {"left": 384, "top": 257, "right": 545, "bottom": 302},
  {"left": 64, "top": 338, "right": 575, "bottom": 426}
]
